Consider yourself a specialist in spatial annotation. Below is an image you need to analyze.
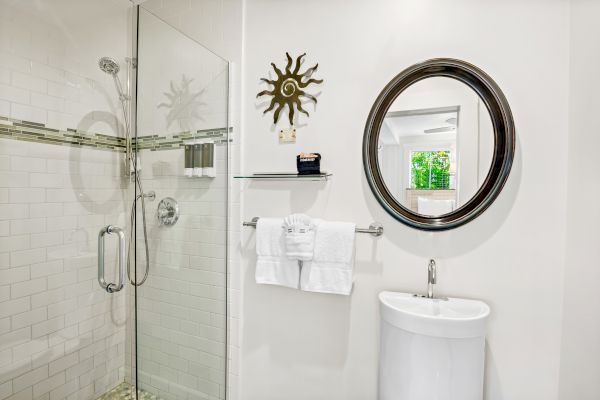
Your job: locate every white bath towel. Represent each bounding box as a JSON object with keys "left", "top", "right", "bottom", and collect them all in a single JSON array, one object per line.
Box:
[
  {"left": 300, "top": 221, "right": 356, "bottom": 295},
  {"left": 417, "top": 197, "right": 455, "bottom": 215},
  {"left": 282, "top": 214, "right": 318, "bottom": 261},
  {"left": 255, "top": 218, "right": 300, "bottom": 289}
]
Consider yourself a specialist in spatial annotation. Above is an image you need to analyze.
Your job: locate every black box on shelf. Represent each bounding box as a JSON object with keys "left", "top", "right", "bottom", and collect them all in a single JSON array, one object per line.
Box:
[{"left": 296, "top": 153, "right": 321, "bottom": 175}]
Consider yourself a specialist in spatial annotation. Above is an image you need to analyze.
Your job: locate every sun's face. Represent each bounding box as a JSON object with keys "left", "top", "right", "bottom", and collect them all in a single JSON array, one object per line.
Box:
[{"left": 257, "top": 52, "right": 323, "bottom": 125}]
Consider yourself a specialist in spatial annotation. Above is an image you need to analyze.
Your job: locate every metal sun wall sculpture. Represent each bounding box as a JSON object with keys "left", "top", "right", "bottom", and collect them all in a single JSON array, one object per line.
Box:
[{"left": 257, "top": 52, "right": 323, "bottom": 125}]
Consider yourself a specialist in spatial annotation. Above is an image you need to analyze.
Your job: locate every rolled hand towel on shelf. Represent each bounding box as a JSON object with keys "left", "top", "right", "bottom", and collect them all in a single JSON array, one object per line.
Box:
[
  {"left": 300, "top": 221, "right": 356, "bottom": 295},
  {"left": 255, "top": 217, "right": 300, "bottom": 289},
  {"left": 282, "top": 214, "right": 318, "bottom": 261}
]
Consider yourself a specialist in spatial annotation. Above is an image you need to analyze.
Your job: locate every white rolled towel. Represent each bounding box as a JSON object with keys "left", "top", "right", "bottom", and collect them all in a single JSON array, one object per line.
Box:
[
  {"left": 282, "top": 214, "right": 318, "bottom": 261},
  {"left": 255, "top": 218, "right": 300, "bottom": 289}
]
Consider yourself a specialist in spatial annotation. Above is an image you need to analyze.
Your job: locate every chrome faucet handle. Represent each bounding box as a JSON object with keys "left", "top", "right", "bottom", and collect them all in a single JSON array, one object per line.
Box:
[
  {"left": 412, "top": 259, "right": 447, "bottom": 300},
  {"left": 427, "top": 259, "right": 437, "bottom": 298},
  {"left": 428, "top": 259, "right": 437, "bottom": 284}
]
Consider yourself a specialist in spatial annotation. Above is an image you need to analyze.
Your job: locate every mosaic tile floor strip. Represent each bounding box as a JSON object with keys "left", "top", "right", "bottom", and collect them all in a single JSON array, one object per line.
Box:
[
  {"left": 0, "top": 115, "right": 230, "bottom": 152},
  {"left": 96, "top": 382, "right": 161, "bottom": 400}
]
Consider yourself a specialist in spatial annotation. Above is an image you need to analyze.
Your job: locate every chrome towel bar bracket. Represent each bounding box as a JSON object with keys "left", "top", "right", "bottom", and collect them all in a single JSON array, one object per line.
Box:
[{"left": 242, "top": 217, "right": 384, "bottom": 237}]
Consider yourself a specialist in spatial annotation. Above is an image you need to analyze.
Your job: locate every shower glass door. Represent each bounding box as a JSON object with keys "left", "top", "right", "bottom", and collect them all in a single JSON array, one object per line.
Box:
[{"left": 133, "top": 6, "right": 229, "bottom": 400}]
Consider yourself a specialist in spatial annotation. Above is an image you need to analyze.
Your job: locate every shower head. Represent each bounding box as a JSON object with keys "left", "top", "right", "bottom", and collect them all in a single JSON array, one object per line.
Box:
[{"left": 98, "top": 57, "right": 120, "bottom": 75}]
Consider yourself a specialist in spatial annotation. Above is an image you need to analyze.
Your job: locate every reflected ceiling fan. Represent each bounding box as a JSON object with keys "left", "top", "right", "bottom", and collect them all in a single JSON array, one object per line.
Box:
[{"left": 424, "top": 117, "right": 457, "bottom": 134}]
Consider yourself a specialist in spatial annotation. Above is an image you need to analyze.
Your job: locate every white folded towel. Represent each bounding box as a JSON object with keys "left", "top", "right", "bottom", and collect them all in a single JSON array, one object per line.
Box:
[
  {"left": 255, "top": 218, "right": 300, "bottom": 289},
  {"left": 300, "top": 221, "right": 356, "bottom": 295},
  {"left": 282, "top": 214, "right": 318, "bottom": 261}
]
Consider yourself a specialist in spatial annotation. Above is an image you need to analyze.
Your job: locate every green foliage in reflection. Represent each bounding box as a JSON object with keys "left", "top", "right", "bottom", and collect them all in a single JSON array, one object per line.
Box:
[{"left": 411, "top": 151, "right": 451, "bottom": 189}]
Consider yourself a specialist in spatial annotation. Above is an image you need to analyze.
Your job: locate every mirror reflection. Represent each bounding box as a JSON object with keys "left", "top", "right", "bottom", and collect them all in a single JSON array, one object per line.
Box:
[{"left": 377, "top": 77, "right": 494, "bottom": 216}]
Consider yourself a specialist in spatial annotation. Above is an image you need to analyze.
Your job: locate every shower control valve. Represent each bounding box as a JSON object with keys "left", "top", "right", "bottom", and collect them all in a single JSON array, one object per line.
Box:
[{"left": 157, "top": 197, "right": 179, "bottom": 226}]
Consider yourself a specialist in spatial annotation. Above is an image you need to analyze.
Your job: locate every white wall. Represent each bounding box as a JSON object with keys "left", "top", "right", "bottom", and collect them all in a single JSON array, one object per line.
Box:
[
  {"left": 240, "top": 1, "right": 570, "bottom": 400},
  {"left": 558, "top": 0, "right": 600, "bottom": 398}
]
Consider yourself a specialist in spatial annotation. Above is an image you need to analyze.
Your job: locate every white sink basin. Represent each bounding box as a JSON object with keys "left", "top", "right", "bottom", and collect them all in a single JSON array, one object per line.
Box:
[
  {"left": 379, "top": 291, "right": 490, "bottom": 338},
  {"left": 379, "top": 291, "right": 491, "bottom": 399}
]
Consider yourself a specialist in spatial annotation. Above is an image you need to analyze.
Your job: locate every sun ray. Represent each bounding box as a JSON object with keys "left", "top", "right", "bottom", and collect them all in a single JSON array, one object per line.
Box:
[
  {"left": 287, "top": 103, "right": 295, "bottom": 124},
  {"left": 300, "top": 63, "right": 319, "bottom": 79},
  {"left": 293, "top": 53, "right": 306, "bottom": 74},
  {"left": 299, "top": 78, "right": 324, "bottom": 88},
  {"left": 263, "top": 97, "right": 277, "bottom": 114},
  {"left": 295, "top": 99, "right": 310, "bottom": 117},
  {"left": 273, "top": 104, "right": 284, "bottom": 124},
  {"left": 285, "top": 53, "right": 293, "bottom": 74},
  {"left": 299, "top": 91, "right": 317, "bottom": 104},
  {"left": 260, "top": 78, "right": 276, "bottom": 85},
  {"left": 271, "top": 63, "right": 283, "bottom": 77},
  {"left": 256, "top": 90, "right": 275, "bottom": 98}
]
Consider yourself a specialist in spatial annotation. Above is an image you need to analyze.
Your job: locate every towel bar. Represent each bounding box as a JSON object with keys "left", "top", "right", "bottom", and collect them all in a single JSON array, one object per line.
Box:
[{"left": 242, "top": 217, "right": 384, "bottom": 237}]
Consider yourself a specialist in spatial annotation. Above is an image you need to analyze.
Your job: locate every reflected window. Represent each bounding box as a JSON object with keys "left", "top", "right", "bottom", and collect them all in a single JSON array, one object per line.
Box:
[{"left": 410, "top": 150, "right": 451, "bottom": 189}]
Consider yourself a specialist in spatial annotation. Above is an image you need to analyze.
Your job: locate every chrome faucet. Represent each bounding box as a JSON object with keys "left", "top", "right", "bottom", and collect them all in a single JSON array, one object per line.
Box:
[{"left": 427, "top": 259, "right": 437, "bottom": 298}]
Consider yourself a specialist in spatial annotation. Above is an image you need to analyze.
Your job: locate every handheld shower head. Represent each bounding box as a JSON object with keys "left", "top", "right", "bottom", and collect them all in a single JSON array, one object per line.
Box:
[
  {"left": 98, "top": 57, "right": 120, "bottom": 75},
  {"left": 99, "top": 56, "right": 128, "bottom": 103}
]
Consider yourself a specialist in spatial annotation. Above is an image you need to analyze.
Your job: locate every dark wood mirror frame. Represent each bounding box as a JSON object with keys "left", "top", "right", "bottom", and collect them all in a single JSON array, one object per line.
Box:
[{"left": 363, "top": 58, "right": 515, "bottom": 231}]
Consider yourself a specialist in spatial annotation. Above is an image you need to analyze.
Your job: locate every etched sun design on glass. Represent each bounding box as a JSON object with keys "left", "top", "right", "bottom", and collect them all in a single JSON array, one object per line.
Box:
[
  {"left": 257, "top": 52, "right": 323, "bottom": 125},
  {"left": 158, "top": 74, "right": 205, "bottom": 131}
]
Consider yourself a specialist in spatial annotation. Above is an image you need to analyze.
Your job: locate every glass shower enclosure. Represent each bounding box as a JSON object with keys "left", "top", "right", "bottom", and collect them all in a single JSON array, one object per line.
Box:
[{"left": 0, "top": 2, "right": 229, "bottom": 399}]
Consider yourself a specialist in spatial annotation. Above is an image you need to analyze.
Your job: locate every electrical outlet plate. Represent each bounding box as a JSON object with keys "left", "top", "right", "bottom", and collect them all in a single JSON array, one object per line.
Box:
[{"left": 278, "top": 127, "right": 297, "bottom": 144}]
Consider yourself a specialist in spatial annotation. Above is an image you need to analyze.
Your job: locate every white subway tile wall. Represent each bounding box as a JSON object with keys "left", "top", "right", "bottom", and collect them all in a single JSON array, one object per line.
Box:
[
  {"left": 133, "top": 6, "right": 231, "bottom": 399},
  {"left": 1, "top": 2, "right": 235, "bottom": 400},
  {"left": 0, "top": 2, "right": 133, "bottom": 400},
  {"left": 0, "top": 3, "right": 130, "bottom": 136},
  {"left": 135, "top": 144, "right": 228, "bottom": 400},
  {"left": 135, "top": 2, "right": 243, "bottom": 398},
  {"left": 0, "top": 138, "right": 131, "bottom": 400}
]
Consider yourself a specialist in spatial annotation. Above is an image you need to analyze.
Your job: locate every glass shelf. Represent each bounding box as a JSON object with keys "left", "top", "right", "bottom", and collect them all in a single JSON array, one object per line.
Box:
[{"left": 234, "top": 172, "right": 332, "bottom": 181}]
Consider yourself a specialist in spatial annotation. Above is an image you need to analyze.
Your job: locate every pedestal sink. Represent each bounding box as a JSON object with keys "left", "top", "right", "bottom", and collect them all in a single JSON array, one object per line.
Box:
[{"left": 378, "top": 291, "right": 490, "bottom": 400}]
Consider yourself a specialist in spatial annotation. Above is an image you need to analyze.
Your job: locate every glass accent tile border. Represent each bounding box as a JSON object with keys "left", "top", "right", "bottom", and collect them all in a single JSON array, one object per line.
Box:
[
  {"left": 0, "top": 116, "right": 127, "bottom": 151},
  {"left": 136, "top": 127, "right": 232, "bottom": 152},
  {"left": 0, "top": 116, "right": 230, "bottom": 152}
]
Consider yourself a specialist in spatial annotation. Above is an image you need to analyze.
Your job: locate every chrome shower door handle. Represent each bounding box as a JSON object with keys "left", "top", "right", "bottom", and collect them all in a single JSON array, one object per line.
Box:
[{"left": 98, "top": 225, "right": 126, "bottom": 293}]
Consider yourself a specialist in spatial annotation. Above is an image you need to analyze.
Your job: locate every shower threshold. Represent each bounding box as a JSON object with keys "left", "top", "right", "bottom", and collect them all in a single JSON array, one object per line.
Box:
[{"left": 96, "top": 382, "right": 161, "bottom": 400}]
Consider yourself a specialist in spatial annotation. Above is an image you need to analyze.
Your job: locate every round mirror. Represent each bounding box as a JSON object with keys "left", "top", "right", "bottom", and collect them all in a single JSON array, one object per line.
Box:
[{"left": 363, "top": 59, "right": 514, "bottom": 230}]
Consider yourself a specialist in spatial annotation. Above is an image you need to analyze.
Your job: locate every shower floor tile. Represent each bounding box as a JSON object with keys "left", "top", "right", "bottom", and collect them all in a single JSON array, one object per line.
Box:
[{"left": 97, "top": 382, "right": 161, "bottom": 400}]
